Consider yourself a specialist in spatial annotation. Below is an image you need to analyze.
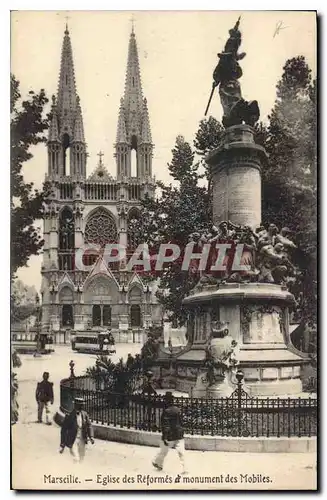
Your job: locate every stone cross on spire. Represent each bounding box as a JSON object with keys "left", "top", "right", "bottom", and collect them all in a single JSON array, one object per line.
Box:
[
  {"left": 97, "top": 150, "right": 104, "bottom": 166},
  {"left": 130, "top": 14, "right": 135, "bottom": 34}
]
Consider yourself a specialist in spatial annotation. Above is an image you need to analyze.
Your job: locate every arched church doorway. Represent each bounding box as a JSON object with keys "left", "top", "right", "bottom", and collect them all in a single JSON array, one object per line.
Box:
[
  {"left": 103, "top": 305, "right": 112, "bottom": 326},
  {"left": 62, "top": 304, "right": 74, "bottom": 327},
  {"left": 91, "top": 304, "right": 112, "bottom": 327},
  {"left": 130, "top": 304, "right": 141, "bottom": 328},
  {"left": 92, "top": 305, "right": 101, "bottom": 326}
]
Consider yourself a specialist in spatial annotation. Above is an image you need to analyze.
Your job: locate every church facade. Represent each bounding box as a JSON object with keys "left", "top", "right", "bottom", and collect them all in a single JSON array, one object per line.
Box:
[{"left": 40, "top": 25, "right": 162, "bottom": 338}]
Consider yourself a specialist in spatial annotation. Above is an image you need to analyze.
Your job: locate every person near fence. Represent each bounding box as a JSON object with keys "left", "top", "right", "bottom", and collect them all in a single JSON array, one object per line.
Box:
[
  {"left": 142, "top": 371, "right": 157, "bottom": 430},
  {"left": 35, "top": 371, "right": 54, "bottom": 425},
  {"left": 152, "top": 391, "right": 186, "bottom": 474},
  {"left": 59, "top": 397, "right": 94, "bottom": 463}
]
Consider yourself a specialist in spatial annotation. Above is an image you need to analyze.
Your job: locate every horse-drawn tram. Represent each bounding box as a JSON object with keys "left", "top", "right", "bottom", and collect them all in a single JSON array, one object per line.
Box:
[
  {"left": 11, "top": 330, "right": 54, "bottom": 354},
  {"left": 71, "top": 331, "right": 116, "bottom": 354}
]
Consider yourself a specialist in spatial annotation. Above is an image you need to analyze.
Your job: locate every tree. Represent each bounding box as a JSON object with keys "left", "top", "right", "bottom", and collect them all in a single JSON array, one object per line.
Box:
[
  {"left": 134, "top": 136, "right": 211, "bottom": 325},
  {"left": 86, "top": 354, "right": 143, "bottom": 394},
  {"left": 262, "top": 57, "right": 317, "bottom": 334},
  {"left": 11, "top": 279, "right": 38, "bottom": 323},
  {"left": 11, "top": 74, "right": 49, "bottom": 278}
]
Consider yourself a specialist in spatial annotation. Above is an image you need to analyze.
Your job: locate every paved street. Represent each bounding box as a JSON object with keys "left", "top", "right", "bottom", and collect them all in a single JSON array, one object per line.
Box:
[{"left": 12, "top": 345, "right": 317, "bottom": 491}]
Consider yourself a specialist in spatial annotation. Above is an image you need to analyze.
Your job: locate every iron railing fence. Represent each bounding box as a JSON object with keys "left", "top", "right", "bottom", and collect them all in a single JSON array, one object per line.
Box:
[{"left": 60, "top": 375, "right": 317, "bottom": 438}]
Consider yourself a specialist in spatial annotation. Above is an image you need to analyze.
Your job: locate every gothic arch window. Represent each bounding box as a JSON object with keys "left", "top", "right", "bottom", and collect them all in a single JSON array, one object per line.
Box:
[
  {"left": 62, "top": 133, "right": 71, "bottom": 176},
  {"left": 85, "top": 208, "right": 117, "bottom": 247},
  {"left": 129, "top": 285, "right": 142, "bottom": 304},
  {"left": 59, "top": 286, "right": 73, "bottom": 302},
  {"left": 84, "top": 276, "right": 117, "bottom": 304},
  {"left": 58, "top": 208, "right": 75, "bottom": 270},
  {"left": 127, "top": 208, "right": 141, "bottom": 252},
  {"left": 131, "top": 135, "right": 138, "bottom": 177}
]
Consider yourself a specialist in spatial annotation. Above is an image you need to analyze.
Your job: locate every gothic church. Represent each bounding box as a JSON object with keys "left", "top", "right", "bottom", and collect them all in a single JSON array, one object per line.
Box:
[{"left": 41, "top": 25, "right": 162, "bottom": 338}]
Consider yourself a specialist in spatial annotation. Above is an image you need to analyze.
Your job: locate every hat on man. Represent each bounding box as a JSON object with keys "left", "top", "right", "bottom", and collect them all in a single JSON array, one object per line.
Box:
[{"left": 74, "top": 397, "right": 85, "bottom": 404}]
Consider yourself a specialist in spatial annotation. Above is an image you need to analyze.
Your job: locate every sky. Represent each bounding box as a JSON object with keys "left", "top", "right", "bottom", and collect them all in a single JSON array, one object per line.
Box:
[{"left": 11, "top": 10, "right": 317, "bottom": 290}]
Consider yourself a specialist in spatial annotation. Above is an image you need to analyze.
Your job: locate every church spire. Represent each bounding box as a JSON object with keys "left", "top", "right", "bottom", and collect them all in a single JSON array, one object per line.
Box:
[
  {"left": 57, "top": 24, "right": 78, "bottom": 134},
  {"left": 123, "top": 28, "right": 143, "bottom": 112},
  {"left": 47, "top": 25, "right": 87, "bottom": 178},
  {"left": 115, "top": 27, "right": 153, "bottom": 179}
]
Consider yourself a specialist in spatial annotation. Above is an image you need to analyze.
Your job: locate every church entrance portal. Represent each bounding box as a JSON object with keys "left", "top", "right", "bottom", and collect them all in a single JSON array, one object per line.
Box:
[{"left": 130, "top": 304, "right": 142, "bottom": 327}]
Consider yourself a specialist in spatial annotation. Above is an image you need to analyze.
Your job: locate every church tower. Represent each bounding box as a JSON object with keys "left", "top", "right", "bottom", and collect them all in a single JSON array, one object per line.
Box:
[
  {"left": 115, "top": 26, "right": 153, "bottom": 180},
  {"left": 48, "top": 25, "right": 87, "bottom": 179},
  {"left": 41, "top": 24, "right": 87, "bottom": 331},
  {"left": 41, "top": 24, "right": 161, "bottom": 338}
]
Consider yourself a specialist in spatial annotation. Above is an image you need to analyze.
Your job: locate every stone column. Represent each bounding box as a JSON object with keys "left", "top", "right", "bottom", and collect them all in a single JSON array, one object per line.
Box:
[{"left": 206, "top": 125, "right": 267, "bottom": 229}]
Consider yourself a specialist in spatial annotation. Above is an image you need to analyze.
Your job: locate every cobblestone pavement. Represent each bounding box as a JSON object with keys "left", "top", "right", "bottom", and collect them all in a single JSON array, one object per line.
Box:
[{"left": 12, "top": 345, "right": 317, "bottom": 491}]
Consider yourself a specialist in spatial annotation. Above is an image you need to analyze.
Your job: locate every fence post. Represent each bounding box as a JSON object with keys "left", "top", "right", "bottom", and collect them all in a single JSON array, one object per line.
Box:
[
  {"left": 96, "top": 360, "right": 101, "bottom": 391},
  {"left": 69, "top": 361, "right": 75, "bottom": 381},
  {"left": 235, "top": 369, "right": 244, "bottom": 437},
  {"left": 68, "top": 360, "right": 76, "bottom": 412}
]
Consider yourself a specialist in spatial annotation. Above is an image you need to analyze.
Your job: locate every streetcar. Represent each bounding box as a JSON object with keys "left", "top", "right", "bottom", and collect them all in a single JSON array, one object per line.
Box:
[
  {"left": 11, "top": 330, "right": 54, "bottom": 354},
  {"left": 72, "top": 330, "right": 116, "bottom": 354}
]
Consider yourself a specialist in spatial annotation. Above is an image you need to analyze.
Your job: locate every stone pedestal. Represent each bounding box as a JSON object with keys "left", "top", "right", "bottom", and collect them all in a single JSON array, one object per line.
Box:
[
  {"left": 183, "top": 283, "right": 308, "bottom": 397},
  {"left": 206, "top": 124, "right": 267, "bottom": 229}
]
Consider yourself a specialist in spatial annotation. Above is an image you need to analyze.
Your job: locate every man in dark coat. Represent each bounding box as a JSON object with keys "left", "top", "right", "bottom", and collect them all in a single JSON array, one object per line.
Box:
[
  {"left": 152, "top": 392, "right": 186, "bottom": 473},
  {"left": 59, "top": 397, "right": 94, "bottom": 463},
  {"left": 142, "top": 371, "right": 157, "bottom": 430},
  {"left": 35, "top": 372, "right": 54, "bottom": 424}
]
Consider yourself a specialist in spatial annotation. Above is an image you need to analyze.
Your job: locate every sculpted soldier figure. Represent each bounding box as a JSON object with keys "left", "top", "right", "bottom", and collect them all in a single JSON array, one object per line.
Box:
[{"left": 205, "top": 17, "right": 260, "bottom": 127}]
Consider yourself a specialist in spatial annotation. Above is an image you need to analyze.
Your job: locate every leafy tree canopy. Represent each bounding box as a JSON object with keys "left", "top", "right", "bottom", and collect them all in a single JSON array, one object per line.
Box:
[{"left": 11, "top": 74, "right": 50, "bottom": 278}]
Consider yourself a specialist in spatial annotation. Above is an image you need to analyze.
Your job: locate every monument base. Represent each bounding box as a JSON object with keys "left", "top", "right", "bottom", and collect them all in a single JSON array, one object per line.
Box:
[{"left": 151, "top": 283, "right": 310, "bottom": 398}]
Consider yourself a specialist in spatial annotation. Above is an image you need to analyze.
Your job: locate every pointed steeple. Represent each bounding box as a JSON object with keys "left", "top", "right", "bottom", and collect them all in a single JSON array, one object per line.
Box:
[
  {"left": 141, "top": 97, "right": 152, "bottom": 143},
  {"left": 123, "top": 29, "right": 143, "bottom": 114},
  {"left": 116, "top": 98, "right": 128, "bottom": 143},
  {"left": 48, "top": 95, "right": 59, "bottom": 142},
  {"left": 73, "top": 95, "right": 85, "bottom": 143},
  {"left": 57, "top": 24, "right": 78, "bottom": 134},
  {"left": 47, "top": 25, "right": 87, "bottom": 178},
  {"left": 115, "top": 27, "right": 154, "bottom": 179}
]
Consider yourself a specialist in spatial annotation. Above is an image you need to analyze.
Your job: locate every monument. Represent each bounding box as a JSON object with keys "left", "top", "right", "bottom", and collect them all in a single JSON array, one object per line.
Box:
[{"left": 150, "top": 18, "right": 308, "bottom": 397}]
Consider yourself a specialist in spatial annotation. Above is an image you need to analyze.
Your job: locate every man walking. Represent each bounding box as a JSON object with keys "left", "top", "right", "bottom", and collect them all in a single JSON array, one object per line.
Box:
[
  {"left": 152, "top": 392, "right": 186, "bottom": 474},
  {"left": 35, "top": 371, "right": 54, "bottom": 425},
  {"left": 59, "top": 397, "right": 94, "bottom": 463}
]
